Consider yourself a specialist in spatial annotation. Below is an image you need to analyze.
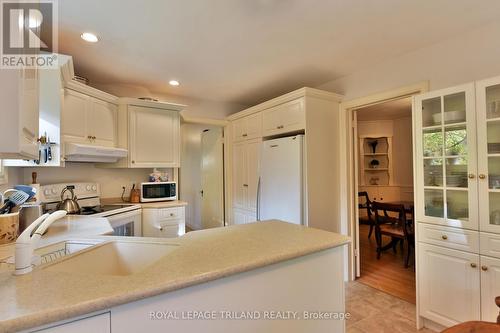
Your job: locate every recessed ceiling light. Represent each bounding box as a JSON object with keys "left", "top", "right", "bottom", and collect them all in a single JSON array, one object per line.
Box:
[
  {"left": 81, "top": 32, "right": 99, "bottom": 43},
  {"left": 169, "top": 80, "right": 180, "bottom": 86}
]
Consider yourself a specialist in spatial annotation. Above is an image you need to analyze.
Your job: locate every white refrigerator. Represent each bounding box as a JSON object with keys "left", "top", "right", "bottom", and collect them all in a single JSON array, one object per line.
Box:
[{"left": 258, "top": 135, "right": 306, "bottom": 225}]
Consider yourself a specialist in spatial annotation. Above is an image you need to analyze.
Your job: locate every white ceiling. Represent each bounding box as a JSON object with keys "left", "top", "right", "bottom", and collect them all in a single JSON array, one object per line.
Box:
[
  {"left": 58, "top": 0, "right": 500, "bottom": 106},
  {"left": 357, "top": 97, "right": 412, "bottom": 121}
]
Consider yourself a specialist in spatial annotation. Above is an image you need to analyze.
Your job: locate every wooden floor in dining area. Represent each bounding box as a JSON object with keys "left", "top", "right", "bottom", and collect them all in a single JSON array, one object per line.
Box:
[{"left": 357, "top": 224, "right": 416, "bottom": 304}]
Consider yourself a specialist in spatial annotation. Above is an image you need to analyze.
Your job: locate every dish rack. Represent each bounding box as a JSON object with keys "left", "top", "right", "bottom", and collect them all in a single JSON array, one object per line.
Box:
[{"left": 37, "top": 240, "right": 98, "bottom": 265}]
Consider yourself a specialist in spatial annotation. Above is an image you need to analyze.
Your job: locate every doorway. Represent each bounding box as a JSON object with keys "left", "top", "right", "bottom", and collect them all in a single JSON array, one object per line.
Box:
[
  {"left": 201, "top": 128, "right": 224, "bottom": 229},
  {"left": 353, "top": 97, "right": 416, "bottom": 303},
  {"left": 180, "top": 122, "right": 225, "bottom": 231}
]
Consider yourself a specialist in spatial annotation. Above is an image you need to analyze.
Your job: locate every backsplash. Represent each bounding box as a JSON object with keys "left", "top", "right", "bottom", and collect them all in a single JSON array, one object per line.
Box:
[{"left": 20, "top": 164, "right": 173, "bottom": 198}]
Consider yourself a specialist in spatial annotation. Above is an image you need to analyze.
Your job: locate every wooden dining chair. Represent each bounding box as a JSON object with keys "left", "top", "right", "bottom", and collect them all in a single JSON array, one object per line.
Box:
[
  {"left": 372, "top": 202, "right": 415, "bottom": 268},
  {"left": 358, "top": 192, "right": 374, "bottom": 239},
  {"left": 442, "top": 296, "right": 500, "bottom": 332}
]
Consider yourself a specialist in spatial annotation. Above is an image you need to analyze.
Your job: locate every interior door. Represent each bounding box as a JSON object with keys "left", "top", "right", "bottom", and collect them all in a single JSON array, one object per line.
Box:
[
  {"left": 353, "top": 111, "right": 361, "bottom": 277},
  {"left": 201, "top": 128, "right": 224, "bottom": 229}
]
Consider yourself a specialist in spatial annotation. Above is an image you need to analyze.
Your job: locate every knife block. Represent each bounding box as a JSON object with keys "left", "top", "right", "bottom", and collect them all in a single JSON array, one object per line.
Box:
[{"left": 129, "top": 189, "right": 140, "bottom": 203}]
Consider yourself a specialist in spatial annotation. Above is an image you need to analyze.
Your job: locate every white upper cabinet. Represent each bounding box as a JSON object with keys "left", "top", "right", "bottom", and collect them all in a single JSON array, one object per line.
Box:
[
  {"left": 0, "top": 68, "right": 39, "bottom": 159},
  {"left": 62, "top": 88, "right": 118, "bottom": 147},
  {"left": 61, "top": 89, "right": 88, "bottom": 143},
  {"left": 232, "top": 112, "right": 262, "bottom": 142},
  {"left": 476, "top": 76, "right": 500, "bottom": 234},
  {"left": 262, "top": 98, "right": 305, "bottom": 137},
  {"left": 414, "top": 83, "right": 478, "bottom": 230},
  {"left": 128, "top": 105, "right": 180, "bottom": 168},
  {"left": 90, "top": 98, "right": 118, "bottom": 147}
]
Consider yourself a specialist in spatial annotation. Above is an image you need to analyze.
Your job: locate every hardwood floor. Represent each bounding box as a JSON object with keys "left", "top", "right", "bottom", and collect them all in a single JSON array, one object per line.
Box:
[{"left": 357, "top": 224, "right": 416, "bottom": 304}]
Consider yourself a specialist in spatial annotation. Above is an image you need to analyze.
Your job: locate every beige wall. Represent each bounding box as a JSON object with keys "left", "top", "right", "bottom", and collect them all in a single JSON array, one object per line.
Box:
[
  {"left": 19, "top": 164, "right": 167, "bottom": 199},
  {"left": 392, "top": 117, "right": 413, "bottom": 187},
  {"left": 318, "top": 20, "right": 500, "bottom": 101}
]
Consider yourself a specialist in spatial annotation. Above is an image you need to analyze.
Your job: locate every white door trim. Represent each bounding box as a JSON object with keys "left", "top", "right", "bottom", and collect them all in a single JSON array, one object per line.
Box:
[{"left": 338, "top": 81, "right": 429, "bottom": 283}]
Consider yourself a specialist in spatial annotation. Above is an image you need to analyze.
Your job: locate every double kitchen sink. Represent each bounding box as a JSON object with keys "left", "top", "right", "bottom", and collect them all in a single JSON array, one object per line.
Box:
[{"left": 1, "top": 239, "right": 179, "bottom": 276}]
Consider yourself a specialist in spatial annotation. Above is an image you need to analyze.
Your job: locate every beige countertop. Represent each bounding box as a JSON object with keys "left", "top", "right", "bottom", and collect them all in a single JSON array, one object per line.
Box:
[
  {"left": 0, "top": 221, "right": 349, "bottom": 333},
  {"left": 101, "top": 198, "right": 188, "bottom": 209}
]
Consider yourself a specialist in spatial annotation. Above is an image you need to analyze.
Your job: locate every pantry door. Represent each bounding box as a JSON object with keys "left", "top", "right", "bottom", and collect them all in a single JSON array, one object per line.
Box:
[{"left": 201, "top": 128, "right": 225, "bottom": 229}]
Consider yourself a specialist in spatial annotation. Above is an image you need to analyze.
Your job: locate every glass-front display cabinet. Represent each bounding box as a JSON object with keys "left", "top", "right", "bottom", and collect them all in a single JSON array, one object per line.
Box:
[
  {"left": 414, "top": 83, "right": 478, "bottom": 230},
  {"left": 477, "top": 76, "right": 500, "bottom": 233}
]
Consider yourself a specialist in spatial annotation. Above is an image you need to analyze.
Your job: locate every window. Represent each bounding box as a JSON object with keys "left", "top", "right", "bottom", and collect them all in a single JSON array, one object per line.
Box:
[{"left": 0, "top": 160, "right": 7, "bottom": 185}]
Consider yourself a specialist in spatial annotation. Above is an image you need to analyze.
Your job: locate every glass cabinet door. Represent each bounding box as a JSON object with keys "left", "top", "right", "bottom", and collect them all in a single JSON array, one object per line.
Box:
[
  {"left": 476, "top": 77, "right": 500, "bottom": 233},
  {"left": 415, "top": 83, "right": 478, "bottom": 229}
]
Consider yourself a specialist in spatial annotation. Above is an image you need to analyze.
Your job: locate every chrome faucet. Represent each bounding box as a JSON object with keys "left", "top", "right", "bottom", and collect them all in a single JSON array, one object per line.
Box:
[{"left": 15, "top": 210, "right": 67, "bottom": 275}]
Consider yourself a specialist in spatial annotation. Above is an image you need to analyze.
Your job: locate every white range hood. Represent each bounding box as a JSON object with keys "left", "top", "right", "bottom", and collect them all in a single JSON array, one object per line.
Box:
[{"left": 65, "top": 143, "right": 128, "bottom": 163}]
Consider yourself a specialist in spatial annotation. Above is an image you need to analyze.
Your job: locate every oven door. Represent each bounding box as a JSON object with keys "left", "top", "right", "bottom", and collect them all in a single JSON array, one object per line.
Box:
[{"left": 105, "top": 209, "right": 142, "bottom": 237}]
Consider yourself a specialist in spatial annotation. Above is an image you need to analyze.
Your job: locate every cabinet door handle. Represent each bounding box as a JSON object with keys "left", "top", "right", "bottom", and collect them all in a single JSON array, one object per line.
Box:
[
  {"left": 242, "top": 133, "right": 248, "bottom": 137},
  {"left": 470, "top": 263, "right": 477, "bottom": 268},
  {"left": 441, "top": 235, "right": 448, "bottom": 240},
  {"left": 468, "top": 173, "right": 475, "bottom": 179},
  {"left": 276, "top": 125, "right": 284, "bottom": 129},
  {"left": 243, "top": 184, "right": 249, "bottom": 187},
  {"left": 481, "top": 265, "right": 488, "bottom": 271},
  {"left": 479, "top": 174, "right": 487, "bottom": 180}
]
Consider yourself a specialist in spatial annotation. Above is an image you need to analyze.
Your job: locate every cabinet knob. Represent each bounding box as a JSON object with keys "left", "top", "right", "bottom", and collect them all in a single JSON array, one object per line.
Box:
[
  {"left": 468, "top": 173, "right": 475, "bottom": 179},
  {"left": 131, "top": 160, "right": 135, "bottom": 164},
  {"left": 479, "top": 174, "right": 487, "bottom": 180},
  {"left": 92, "top": 136, "right": 96, "bottom": 140},
  {"left": 481, "top": 265, "right": 488, "bottom": 271},
  {"left": 470, "top": 263, "right": 477, "bottom": 268},
  {"left": 170, "top": 213, "right": 174, "bottom": 217},
  {"left": 441, "top": 235, "right": 448, "bottom": 240}
]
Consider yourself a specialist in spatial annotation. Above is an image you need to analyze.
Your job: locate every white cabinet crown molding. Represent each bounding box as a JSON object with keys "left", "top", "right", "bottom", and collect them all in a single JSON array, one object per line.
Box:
[
  {"left": 118, "top": 98, "right": 185, "bottom": 111},
  {"left": 226, "top": 87, "right": 343, "bottom": 121}
]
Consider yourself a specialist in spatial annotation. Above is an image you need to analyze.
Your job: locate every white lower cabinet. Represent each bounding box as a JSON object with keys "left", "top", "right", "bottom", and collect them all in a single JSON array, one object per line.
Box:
[
  {"left": 418, "top": 243, "right": 481, "bottom": 327},
  {"left": 233, "top": 208, "right": 257, "bottom": 225},
  {"left": 142, "top": 207, "right": 185, "bottom": 238},
  {"left": 30, "top": 313, "right": 110, "bottom": 333},
  {"left": 480, "top": 255, "right": 500, "bottom": 322}
]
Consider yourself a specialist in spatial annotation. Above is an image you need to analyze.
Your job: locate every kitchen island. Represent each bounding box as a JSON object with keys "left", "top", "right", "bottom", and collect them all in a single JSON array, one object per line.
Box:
[{"left": 0, "top": 221, "right": 349, "bottom": 333}]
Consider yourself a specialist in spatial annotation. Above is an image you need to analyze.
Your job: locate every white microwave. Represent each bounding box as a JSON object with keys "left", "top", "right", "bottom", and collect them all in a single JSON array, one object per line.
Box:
[{"left": 140, "top": 182, "right": 177, "bottom": 202}]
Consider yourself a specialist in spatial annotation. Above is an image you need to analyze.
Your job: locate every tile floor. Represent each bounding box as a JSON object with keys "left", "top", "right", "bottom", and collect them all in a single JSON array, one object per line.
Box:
[{"left": 346, "top": 281, "right": 436, "bottom": 333}]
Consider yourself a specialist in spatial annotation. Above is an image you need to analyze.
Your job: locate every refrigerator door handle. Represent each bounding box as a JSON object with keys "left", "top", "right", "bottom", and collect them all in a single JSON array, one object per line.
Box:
[{"left": 256, "top": 176, "right": 261, "bottom": 221}]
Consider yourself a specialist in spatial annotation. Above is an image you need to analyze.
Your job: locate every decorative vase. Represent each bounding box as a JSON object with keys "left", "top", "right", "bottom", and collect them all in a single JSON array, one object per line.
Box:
[{"left": 369, "top": 140, "right": 378, "bottom": 154}]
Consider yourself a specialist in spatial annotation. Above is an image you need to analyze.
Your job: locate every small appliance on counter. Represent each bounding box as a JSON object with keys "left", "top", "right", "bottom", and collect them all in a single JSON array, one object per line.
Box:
[{"left": 140, "top": 181, "right": 177, "bottom": 203}]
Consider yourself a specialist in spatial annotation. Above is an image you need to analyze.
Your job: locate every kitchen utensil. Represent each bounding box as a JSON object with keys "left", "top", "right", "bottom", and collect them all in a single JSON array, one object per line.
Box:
[
  {"left": 0, "top": 191, "right": 30, "bottom": 214},
  {"left": 19, "top": 204, "right": 43, "bottom": 234},
  {"left": 56, "top": 187, "right": 81, "bottom": 214},
  {"left": 14, "top": 185, "right": 37, "bottom": 201},
  {"left": 0, "top": 211, "right": 19, "bottom": 244},
  {"left": 130, "top": 183, "right": 140, "bottom": 203}
]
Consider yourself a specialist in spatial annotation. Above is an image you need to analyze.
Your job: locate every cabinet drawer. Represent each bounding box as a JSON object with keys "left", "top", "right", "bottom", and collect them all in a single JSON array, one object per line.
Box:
[
  {"left": 480, "top": 232, "right": 500, "bottom": 259},
  {"left": 418, "top": 223, "right": 479, "bottom": 253},
  {"left": 158, "top": 207, "right": 185, "bottom": 221},
  {"left": 262, "top": 98, "right": 305, "bottom": 137}
]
